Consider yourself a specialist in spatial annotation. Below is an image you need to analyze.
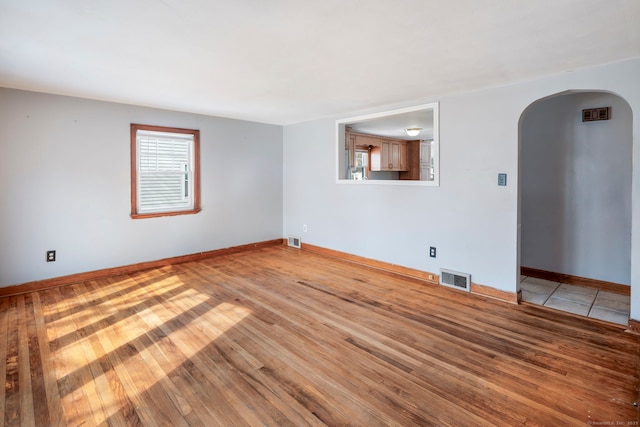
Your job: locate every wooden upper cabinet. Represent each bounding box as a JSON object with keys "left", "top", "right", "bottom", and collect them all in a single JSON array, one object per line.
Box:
[
  {"left": 373, "top": 140, "right": 408, "bottom": 171},
  {"left": 370, "top": 145, "right": 381, "bottom": 171},
  {"left": 346, "top": 130, "right": 410, "bottom": 172},
  {"left": 400, "top": 140, "right": 420, "bottom": 180},
  {"left": 346, "top": 129, "right": 356, "bottom": 168},
  {"left": 354, "top": 134, "right": 378, "bottom": 148},
  {"left": 382, "top": 141, "right": 391, "bottom": 170}
]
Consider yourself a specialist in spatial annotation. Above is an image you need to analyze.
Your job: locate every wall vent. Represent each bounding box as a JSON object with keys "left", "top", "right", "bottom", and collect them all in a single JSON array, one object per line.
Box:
[
  {"left": 582, "top": 107, "right": 611, "bottom": 122},
  {"left": 287, "top": 236, "right": 301, "bottom": 248},
  {"left": 439, "top": 268, "right": 471, "bottom": 292}
]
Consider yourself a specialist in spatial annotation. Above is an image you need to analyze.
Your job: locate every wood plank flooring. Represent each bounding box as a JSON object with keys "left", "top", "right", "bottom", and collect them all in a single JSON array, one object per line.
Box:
[{"left": 1, "top": 245, "right": 638, "bottom": 426}]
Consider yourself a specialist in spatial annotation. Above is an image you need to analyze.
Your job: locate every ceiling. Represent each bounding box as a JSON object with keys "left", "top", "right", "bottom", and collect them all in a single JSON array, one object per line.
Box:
[
  {"left": 346, "top": 107, "right": 435, "bottom": 140},
  {"left": 1, "top": 0, "right": 639, "bottom": 125}
]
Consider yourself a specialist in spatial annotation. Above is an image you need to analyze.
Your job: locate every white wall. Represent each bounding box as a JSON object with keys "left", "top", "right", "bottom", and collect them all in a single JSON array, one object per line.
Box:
[
  {"left": 0, "top": 88, "right": 283, "bottom": 287},
  {"left": 283, "top": 58, "right": 640, "bottom": 318},
  {"left": 521, "top": 92, "right": 632, "bottom": 284}
]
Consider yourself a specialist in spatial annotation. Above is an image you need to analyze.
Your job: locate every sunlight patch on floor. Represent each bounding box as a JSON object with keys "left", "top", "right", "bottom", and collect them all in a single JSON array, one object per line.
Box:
[{"left": 54, "top": 286, "right": 251, "bottom": 426}]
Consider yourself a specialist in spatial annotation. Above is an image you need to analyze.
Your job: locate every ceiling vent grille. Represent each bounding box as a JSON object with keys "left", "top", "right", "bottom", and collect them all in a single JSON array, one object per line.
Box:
[
  {"left": 287, "top": 236, "right": 301, "bottom": 248},
  {"left": 582, "top": 107, "right": 611, "bottom": 122},
  {"left": 439, "top": 268, "right": 471, "bottom": 292}
]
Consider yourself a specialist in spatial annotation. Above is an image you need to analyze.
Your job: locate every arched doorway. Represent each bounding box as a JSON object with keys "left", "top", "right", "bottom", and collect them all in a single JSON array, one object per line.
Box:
[{"left": 518, "top": 91, "right": 633, "bottom": 324}]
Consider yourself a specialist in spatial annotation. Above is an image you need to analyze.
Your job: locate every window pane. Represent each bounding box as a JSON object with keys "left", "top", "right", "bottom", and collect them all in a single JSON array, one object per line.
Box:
[
  {"left": 139, "top": 173, "right": 190, "bottom": 210},
  {"left": 135, "top": 127, "right": 195, "bottom": 214},
  {"left": 139, "top": 138, "right": 190, "bottom": 172}
]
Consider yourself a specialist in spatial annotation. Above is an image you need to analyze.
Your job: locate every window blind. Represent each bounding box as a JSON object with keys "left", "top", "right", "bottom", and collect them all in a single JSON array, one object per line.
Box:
[{"left": 136, "top": 130, "right": 194, "bottom": 213}]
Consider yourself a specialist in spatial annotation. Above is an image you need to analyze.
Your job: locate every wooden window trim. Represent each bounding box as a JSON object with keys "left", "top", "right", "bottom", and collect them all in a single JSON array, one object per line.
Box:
[{"left": 130, "top": 123, "right": 201, "bottom": 219}]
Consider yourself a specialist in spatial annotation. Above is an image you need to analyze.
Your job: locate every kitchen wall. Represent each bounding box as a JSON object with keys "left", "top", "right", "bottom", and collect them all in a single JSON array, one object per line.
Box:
[
  {"left": 0, "top": 88, "right": 283, "bottom": 287},
  {"left": 282, "top": 58, "right": 640, "bottom": 318},
  {"left": 520, "top": 92, "right": 632, "bottom": 284}
]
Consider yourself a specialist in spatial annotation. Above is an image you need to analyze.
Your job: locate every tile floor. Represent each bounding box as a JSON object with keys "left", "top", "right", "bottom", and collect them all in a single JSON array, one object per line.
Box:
[{"left": 520, "top": 276, "right": 630, "bottom": 325}]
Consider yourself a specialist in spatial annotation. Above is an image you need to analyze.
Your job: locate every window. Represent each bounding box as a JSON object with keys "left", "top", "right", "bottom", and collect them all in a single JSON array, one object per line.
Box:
[
  {"left": 352, "top": 149, "right": 369, "bottom": 180},
  {"left": 130, "top": 124, "right": 201, "bottom": 218},
  {"left": 336, "top": 102, "right": 439, "bottom": 186}
]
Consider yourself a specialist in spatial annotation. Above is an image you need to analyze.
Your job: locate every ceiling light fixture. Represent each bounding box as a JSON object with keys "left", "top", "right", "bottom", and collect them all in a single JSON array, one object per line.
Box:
[{"left": 405, "top": 128, "right": 422, "bottom": 137}]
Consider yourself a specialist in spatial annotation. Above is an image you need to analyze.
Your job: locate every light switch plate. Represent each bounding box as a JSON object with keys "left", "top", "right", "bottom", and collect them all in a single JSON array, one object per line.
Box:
[{"left": 498, "top": 173, "right": 507, "bottom": 186}]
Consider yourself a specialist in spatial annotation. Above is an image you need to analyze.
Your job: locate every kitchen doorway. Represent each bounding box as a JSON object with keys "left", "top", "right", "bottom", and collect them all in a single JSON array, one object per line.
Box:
[{"left": 518, "top": 91, "right": 632, "bottom": 323}]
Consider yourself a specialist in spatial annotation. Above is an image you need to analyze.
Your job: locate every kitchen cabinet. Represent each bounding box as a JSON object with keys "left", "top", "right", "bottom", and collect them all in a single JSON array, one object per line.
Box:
[
  {"left": 346, "top": 129, "right": 411, "bottom": 173},
  {"left": 400, "top": 140, "right": 420, "bottom": 180},
  {"left": 371, "top": 140, "right": 408, "bottom": 171}
]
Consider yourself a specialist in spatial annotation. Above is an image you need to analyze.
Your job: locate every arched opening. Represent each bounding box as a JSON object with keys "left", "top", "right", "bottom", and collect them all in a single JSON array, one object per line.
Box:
[{"left": 518, "top": 90, "right": 633, "bottom": 324}]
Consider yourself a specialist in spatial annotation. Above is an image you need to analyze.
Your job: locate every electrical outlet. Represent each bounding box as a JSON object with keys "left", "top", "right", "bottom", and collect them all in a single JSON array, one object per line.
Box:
[
  {"left": 303, "top": 224, "right": 307, "bottom": 232},
  {"left": 46, "top": 250, "right": 56, "bottom": 262},
  {"left": 429, "top": 247, "right": 436, "bottom": 258}
]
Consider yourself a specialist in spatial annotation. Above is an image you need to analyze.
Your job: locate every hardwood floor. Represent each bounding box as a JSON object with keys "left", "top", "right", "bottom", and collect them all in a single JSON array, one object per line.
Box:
[{"left": 1, "top": 245, "right": 638, "bottom": 426}]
